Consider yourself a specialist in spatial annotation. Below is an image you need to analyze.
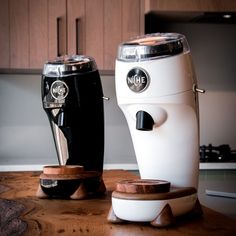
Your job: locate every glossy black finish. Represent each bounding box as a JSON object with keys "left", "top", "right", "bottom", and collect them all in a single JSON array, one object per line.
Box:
[
  {"left": 42, "top": 69, "right": 104, "bottom": 172},
  {"left": 40, "top": 179, "right": 81, "bottom": 197}
]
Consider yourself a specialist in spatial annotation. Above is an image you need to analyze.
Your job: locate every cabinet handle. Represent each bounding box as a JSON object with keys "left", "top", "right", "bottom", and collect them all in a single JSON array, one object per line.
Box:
[
  {"left": 75, "top": 18, "right": 80, "bottom": 55},
  {"left": 57, "top": 17, "right": 61, "bottom": 57}
]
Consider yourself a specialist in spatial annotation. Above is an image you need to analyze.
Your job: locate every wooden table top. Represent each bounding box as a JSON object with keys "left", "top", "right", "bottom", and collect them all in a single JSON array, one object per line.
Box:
[{"left": 0, "top": 170, "right": 236, "bottom": 236}]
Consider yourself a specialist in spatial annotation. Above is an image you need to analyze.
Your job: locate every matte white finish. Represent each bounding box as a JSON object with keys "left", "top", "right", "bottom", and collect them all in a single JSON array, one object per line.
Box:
[
  {"left": 116, "top": 53, "right": 196, "bottom": 102},
  {"left": 112, "top": 193, "right": 197, "bottom": 222},
  {"left": 115, "top": 52, "right": 200, "bottom": 188}
]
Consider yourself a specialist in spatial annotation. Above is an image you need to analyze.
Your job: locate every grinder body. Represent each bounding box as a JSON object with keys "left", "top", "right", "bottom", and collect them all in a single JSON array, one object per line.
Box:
[
  {"left": 115, "top": 33, "right": 200, "bottom": 188},
  {"left": 42, "top": 55, "right": 104, "bottom": 173}
]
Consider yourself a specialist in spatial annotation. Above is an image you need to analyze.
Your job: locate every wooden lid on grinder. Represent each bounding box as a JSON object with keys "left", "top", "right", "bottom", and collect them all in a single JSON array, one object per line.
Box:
[{"left": 116, "top": 179, "right": 171, "bottom": 194}]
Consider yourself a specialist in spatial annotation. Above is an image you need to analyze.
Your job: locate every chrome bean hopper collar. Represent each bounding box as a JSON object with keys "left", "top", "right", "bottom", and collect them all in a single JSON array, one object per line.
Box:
[
  {"left": 43, "top": 55, "right": 97, "bottom": 77},
  {"left": 117, "top": 33, "right": 190, "bottom": 62}
]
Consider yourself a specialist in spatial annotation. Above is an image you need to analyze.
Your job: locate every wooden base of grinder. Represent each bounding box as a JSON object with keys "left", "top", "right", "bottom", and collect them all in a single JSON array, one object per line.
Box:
[
  {"left": 36, "top": 165, "right": 106, "bottom": 200},
  {"left": 107, "top": 179, "right": 202, "bottom": 227}
]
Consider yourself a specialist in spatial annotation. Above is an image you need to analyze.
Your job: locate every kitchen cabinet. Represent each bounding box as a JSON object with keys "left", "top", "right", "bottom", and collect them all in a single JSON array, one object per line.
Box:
[
  {"left": 30, "top": 0, "right": 52, "bottom": 69},
  {"left": 66, "top": 0, "right": 144, "bottom": 70},
  {"left": 0, "top": 0, "right": 144, "bottom": 71},
  {"left": 0, "top": 0, "right": 30, "bottom": 69},
  {"left": 145, "top": 0, "right": 236, "bottom": 12},
  {"left": 48, "top": 0, "right": 67, "bottom": 60},
  {"left": 0, "top": 0, "right": 66, "bottom": 69},
  {"left": 0, "top": 0, "right": 9, "bottom": 68},
  {"left": 10, "top": 0, "right": 29, "bottom": 68},
  {"left": 67, "top": 0, "right": 102, "bottom": 68},
  {"left": 104, "top": 0, "right": 144, "bottom": 70}
]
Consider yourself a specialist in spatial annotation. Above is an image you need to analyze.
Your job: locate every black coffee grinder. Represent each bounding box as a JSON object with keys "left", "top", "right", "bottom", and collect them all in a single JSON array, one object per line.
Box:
[{"left": 37, "top": 55, "right": 106, "bottom": 199}]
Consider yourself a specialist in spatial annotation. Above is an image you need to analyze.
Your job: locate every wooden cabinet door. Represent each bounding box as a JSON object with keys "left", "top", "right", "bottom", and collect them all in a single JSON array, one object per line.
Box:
[
  {"left": 122, "top": 0, "right": 144, "bottom": 41},
  {"left": 30, "top": 0, "right": 67, "bottom": 68},
  {"left": 85, "top": 0, "right": 104, "bottom": 70},
  {"left": 67, "top": 0, "right": 85, "bottom": 55},
  {"left": 0, "top": 0, "right": 143, "bottom": 71},
  {"left": 48, "top": 0, "right": 67, "bottom": 59},
  {"left": 67, "top": 0, "right": 143, "bottom": 71},
  {"left": 29, "top": 0, "right": 48, "bottom": 68},
  {"left": 0, "top": 0, "right": 10, "bottom": 68},
  {"left": 9, "top": 0, "right": 29, "bottom": 68},
  {"left": 104, "top": 0, "right": 144, "bottom": 70},
  {"left": 67, "top": 0, "right": 104, "bottom": 69},
  {"left": 0, "top": 0, "right": 66, "bottom": 69},
  {"left": 51, "top": 0, "right": 103, "bottom": 66},
  {"left": 30, "top": 0, "right": 67, "bottom": 66},
  {"left": 104, "top": 0, "right": 122, "bottom": 70}
]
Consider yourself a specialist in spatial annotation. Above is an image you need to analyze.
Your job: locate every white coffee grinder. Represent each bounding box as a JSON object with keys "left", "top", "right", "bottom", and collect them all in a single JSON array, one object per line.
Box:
[{"left": 108, "top": 33, "right": 205, "bottom": 227}]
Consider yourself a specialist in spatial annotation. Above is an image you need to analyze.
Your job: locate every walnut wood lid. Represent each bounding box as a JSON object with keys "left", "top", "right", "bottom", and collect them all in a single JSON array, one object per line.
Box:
[
  {"left": 40, "top": 171, "right": 101, "bottom": 180},
  {"left": 116, "top": 179, "right": 171, "bottom": 194},
  {"left": 43, "top": 165, "right": 84, "bottom": 175},
  {"left": 40, "top": 165, "right": 101, "bottom": 180}
]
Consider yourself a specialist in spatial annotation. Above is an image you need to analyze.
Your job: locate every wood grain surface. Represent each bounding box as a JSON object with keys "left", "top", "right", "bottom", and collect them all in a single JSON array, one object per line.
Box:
[
  {"left": 115, "top": 179, "right": 170, "bottom": 194},
  {"left": 42, "top": 165, "right": 84, "bottom": 175},
  {"left": 0, "top": 170, "right": 236, "bottom": 236}
]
